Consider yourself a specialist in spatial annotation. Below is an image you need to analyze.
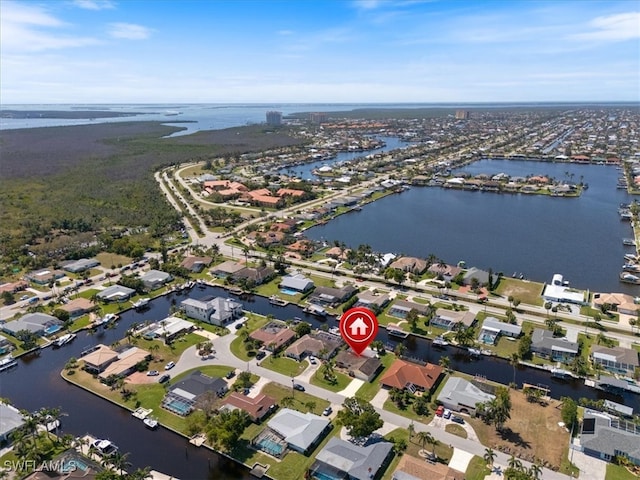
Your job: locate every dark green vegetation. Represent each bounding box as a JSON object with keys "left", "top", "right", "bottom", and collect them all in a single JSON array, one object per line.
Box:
[{"left": 0, "top": 122, "right": 304, "bottom": 272}]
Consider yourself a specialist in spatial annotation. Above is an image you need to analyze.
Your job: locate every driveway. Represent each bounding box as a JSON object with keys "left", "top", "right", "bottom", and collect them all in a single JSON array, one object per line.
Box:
[
  {"left": 429, "top": 415, "right": 480, "bottom": 442},
  {"left": 448, "top": 448, "right": 474, "bottom": 474},
  {"left": 337, "top": 378, "right": 364, "bottom": 397},
  {"left": 571, "top": 450, "right": 607, "bottom": 480}
]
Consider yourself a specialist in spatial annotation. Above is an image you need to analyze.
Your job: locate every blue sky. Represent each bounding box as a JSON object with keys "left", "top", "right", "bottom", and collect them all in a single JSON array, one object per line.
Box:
[{"left": 1, "top": 0, "right": 638, "bottom": 103}]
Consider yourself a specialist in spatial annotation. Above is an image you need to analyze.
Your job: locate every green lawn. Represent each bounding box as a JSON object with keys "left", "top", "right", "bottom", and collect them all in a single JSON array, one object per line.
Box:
[
  {"left": 445, "top": 423, "right": 467, "bottom": 438},
  {"left": 606, "top": 463, "right": 639, "bottom": 480},
  {"left": 356, "top": 353, "right": 396, "bottom": 401},
  {"left": 382, "top": 428, "right": 453, "bottom": 480},
  {"left": 383, "top": 397, "right": 432, "bottom": 424},
  {"left": 309, "top": 369, "right": 352, "bottom": 392},
  {"left": 260, "top": 382, "right": 330, "bottom": 416},
  {"left": 494, "top": 277, "right": 544, "bottom": 306},
  {"left": 262, "top": 356, "right": 309, "bottom": 377},
  {"left": 465, "top": 455, "right": 491, "bottom": 480}
]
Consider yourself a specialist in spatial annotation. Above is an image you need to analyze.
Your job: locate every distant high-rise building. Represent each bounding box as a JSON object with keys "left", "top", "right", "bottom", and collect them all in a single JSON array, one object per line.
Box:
[
  {"left": 309, "top": 112, "right": 329, "bottom": 124},
  {"left": 455, "top": 110, "right": 470, "bottom": 120},
  {"left": 266, "top": 111, "right": 282, "bottom": 126}
]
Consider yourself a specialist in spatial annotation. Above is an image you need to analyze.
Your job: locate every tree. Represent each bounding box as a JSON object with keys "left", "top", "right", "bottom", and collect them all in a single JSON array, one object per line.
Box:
[
  {"left": 510, "top": 352, "right": 520, "bottom": 386},
  {"left": 560, "top": 397, "right": 578, "bottom": 429},
  {"left": 407, "top": 422, "right": 415, "bottom": 440},
  {"left": 416, "top": 431, "right": 437, "bottom": 456},
  {"left": 406, "top": 308, "right": 419, "bottom": 332},
  {"left": 512, "top": 298, "right": 521, "bottom": 309},
  {"left": 483, "top": 447, "right": 496, "bottom": 468},
  {"left": 207, "top": 409, "right": 250, "bottom": 451},
  {"left": 393, "top": 342, "right": 406, "bottom": 357},
  {"left": 570, "top": 355, "right": 588, "bottom": 376},
  {"left": 529, "top": 463, "right": 543, "bottom": 480},
  {"left": 294, "top": 322, "right": 312, "bottom": 337},
  {"left": 508, "top": 455, "right": 522, "bottom": 470},
  {"left": 508, "top": 296, "right": 514, "bottom": 308},
  {"left": 336, "top": 397, "right": 383, "bottom": 438},
  {"left": 544, "top": 301, "right": 552, "bottom": 317},
  {"left": 439, "top": 356, "right": 451, "bottom": 372},
  {"left": 517, "top": 333, "right": 532, "bottom": 359}
]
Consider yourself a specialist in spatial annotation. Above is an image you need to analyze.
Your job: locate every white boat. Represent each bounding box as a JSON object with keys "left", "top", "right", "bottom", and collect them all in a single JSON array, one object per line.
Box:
[
  {"left": 92, "top": 438, "right": 118, "bottom": 456},
  {"left": 623, "top": 238, "right": 637, "bottom": 246},
  {"left": 432, "top": 337, "right": 449, "bottom": 347},
  {"left": 0, "top": 356, "right": 17, "bottom": 372},
  {"left": 328, "top": 327, "right": 341, "bottom": 336},
  {"left": 132, "top": 298, "right": 150, "bottom": 310},
  {"left": 102, "top": 313, "right": 119, "bottom": 324},
  {"left": 551, "top": 368, "right": 573, "bottom": 379},
  {"left": 304, "top": 304, "right": 326, "bottom": 317},
  {"left": 269, "top": 295, "right": 289, "bottom": 307},
  {"left": 197, "top": 279, "right": 206, "bottom": 289},
  {"left": 467, "top": 347, "right": 482, "bottom": 357},
  {"left": 143, "top": 417, "right": 158, "bottom": 430},
  {"left": 54, "top": 333, "right": 76, "bottom": 347},
  {"left": 387, "top": 326, "right": 409, "bottom": 338},
  {"left": 620, "top": 273, "right": 640, "bottom": 285}
]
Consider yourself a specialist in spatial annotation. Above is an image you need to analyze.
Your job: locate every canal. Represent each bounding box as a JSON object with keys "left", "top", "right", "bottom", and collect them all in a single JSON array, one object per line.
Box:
[{"left": 2, "top": 287, "right": 638, "bottom": 478}]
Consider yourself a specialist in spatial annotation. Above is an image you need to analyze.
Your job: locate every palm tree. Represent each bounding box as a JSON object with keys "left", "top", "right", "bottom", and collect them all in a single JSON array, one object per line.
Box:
[
  {"left": 544, "top": 301, "right": 552, "bottom": 317},
  {"left": 510, "top": 353, "right": 520, "bottom": 386},
  {"left": 407, "top": 422, "right": 415, "bottom": 441},
  {"left": 416, "top": 431, "right": 437, "bottom": 456},
  {"left": 529, "top": 462, "right": 543, "bottom": 480},
  {"left": 483, "top": 447, "right": 496, "bottom": 468},
  {"left": 439, "top": 356, "right": 451, "bottom": 372},
  {"left": 507, "top": 455, "right": 522, "bottom": 470}
]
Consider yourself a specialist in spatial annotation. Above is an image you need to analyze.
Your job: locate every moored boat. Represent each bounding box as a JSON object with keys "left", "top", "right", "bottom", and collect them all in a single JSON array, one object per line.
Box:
[
  {"left": 387, "top": 326, "right": 409, "bottom": 338},
  {"left": 132, "top": 298, "right": 150, "bottom": 310},
  {"left": 0, "top": 356, "right": 17, "bottom": 372},
  {"left": 143, "top": 417, "right": 158, "bottom": 430},
  {"left": 269, "top": 295, "right": 289, "bottom": 307},
  {"left": 432, "top": 336, "right": 449, "bottom": 348},
  {"left": 623, "top": 238, "right": 637, "bottom": 247},
  {"left": 303, "top": 304, "right": 327, "bottom": 317},
  {"left": 620, "top": 272, "right": 640, "bottom": 285},
  {"left": 53, "top": 333, "right": 76, "bottom": 347}
]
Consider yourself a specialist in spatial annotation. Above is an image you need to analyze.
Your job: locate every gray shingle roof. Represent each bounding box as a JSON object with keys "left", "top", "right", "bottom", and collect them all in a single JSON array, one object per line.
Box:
[
  {"left": 437, "top": 376, "right": 495, "bottom": 411},
  {"left": 314, "top": 437, "right": 393, "bottom": 480},
  {"left": 267, "top": 408, "right": 329, "bottom": 452}
]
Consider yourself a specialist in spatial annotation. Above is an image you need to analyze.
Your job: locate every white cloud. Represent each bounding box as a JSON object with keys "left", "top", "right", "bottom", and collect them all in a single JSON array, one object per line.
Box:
[
  {"left": 108, "top": 22, "right": 153, "bottom": 40},
  {"left": 570, "top": 11, "right": 640, "bottom": 41},
  {"left": 72, "top": 0, "right": 115, "bottom": 10},
  {"left": 0, "top": 2, "right": 100, "bottom": 52}
]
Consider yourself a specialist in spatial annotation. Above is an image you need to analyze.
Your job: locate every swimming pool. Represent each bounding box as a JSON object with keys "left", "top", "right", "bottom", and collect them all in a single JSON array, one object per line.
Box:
[
  {"left": 163, "top": 398, "right": 192, "bottom": 416},
  {"left": 255, "top": 435, "right": 286, "bottom": 457},
  {"left": 45, "top": 324, "right": 62, "bottom": 335},
  {"left": 280, "top": 288, "right": 299, "bottom": 296},
  {"left": 480, "top": 333, "right": 497, "bottom": 345},
  {"left": 312, "top": 470, "right": 344, "bottom": 480}
]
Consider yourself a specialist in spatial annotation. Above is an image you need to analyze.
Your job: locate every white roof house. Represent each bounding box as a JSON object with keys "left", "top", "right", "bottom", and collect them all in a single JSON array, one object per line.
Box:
[
  {"left": 437, "top": 377, "right": 495, "bottom": 414},
  {"left": 267, "top": 408, "right": 330, "bottom": 454},
  {"left": 480, "top": 317, "right": 522, "bottom": 337},
  {"left": 97, "top": 285, "right": 136, "bottom": 302},
  {"left": 140, "top": 270, "right": 173, "bottom": 290},
  {"left": 0, "top": 403, "right": 25, "bottom": 442},
  {"left": 279, "top": 274, "right": 315, "bottom": 292}
]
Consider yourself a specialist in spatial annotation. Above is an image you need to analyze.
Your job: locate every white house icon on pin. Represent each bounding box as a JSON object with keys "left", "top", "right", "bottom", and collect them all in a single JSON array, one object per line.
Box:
[{"left": 349, "top": 317, "right": 368, "bottom": 336}]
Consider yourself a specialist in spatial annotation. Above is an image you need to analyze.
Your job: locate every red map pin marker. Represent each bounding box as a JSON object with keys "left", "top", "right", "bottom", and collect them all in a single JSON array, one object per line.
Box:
[{"left": 340, "top": 307, "right": 379, "bottom": 356}]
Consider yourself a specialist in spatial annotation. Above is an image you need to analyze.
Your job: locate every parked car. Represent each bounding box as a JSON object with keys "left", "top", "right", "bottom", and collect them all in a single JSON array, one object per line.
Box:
[
  {"left": 443, "top": 409, "right": 452, "bottom": 419},
  {"left": 225, "top": 370, "right": 236, "bottom": 379},
  {"left": 158, "top": 374, "right": 170, "bottom": 384},
  {"left": 322, "top": 406, "right": 333, "bottom": 416},
  {"left": 147, "top": 370, "right": 159, "bottom": 376},
  {"left": 451, "top": 415, "right": 465, "bottom": 424},
  {"left": 256, "top": 351, "right": 266, "bottom": 360},
  {"left": 309, "top": 355, "right": 317, "bottom": 365},
  {"left": 435, "top": 406, "right": 444, "bottom": 417},
  {"left": 164, "top": 361, "right": 175, "bottom": 370},
  {"left": 20, "top": 294, "right": 29, "bottom": 301},
  {"left": 293, "top": 383, "right": 305, "bottom": 392}
]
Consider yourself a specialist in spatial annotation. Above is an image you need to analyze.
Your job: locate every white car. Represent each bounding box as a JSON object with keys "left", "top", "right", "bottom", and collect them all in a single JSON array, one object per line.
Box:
[
  {"left": 309, "top": 356, "right": 317, "bottom": 365},
  {"left": 164, "top": 361, "right": 175, "bottom": 370},
  {"left": 443, "top": 409, "right": 452, "bottom": 419}
]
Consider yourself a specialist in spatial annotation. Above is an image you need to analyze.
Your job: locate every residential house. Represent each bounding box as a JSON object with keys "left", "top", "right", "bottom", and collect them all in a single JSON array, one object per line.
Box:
[
  {"left": 143, "top": 316, "right": 195, "bottom": 342},
  {"left": 478, "top": 317, "right": 522, "bottom": 345},
  {"left": 0, "top": 281, "right": 27, "bottom": 294},
  {"left": 581, "top": 411, "right": 640, "bottom": 465},
  {"left": 180, "top": 256, "right": 213, "bottom": 273},
  {"left": 279, "top": 274, "right": 315, "bottom": 293},
  {"left": 542, "top": 274, "right": 587, "bottom": 305},
  {"left": 265, "top": 408, "right": 330, "bottom": 454},
  {"left": 232, "top": 266, "right": 275, "bottom": 286},
  {"left": 82, "top": 345, "right": 119, "bottom": 374},
  {"left": 59, "top": 298, "right": 95, "bottom": 318},
  {"left": 427, "top": 263, "right": 462, "bottom": 282},
  {"left": 334, "top": 350, "right": 382, "bottom": 381},
  {"left": 392, "top": 454, "right": 464, "bottom": 480},
  {"left": 162, "top": 371, "right": 228, "bottom": 416},
  {"left": 220, "top": 392, "right": 277, "bottom": 423},
  {"left": 389, "top": 257, "right": 428, "bottom": 274},
  {"left": 0, "top": 403, "right": 25, "bottom": 443},
  {"left": 436, "top": 377, "right": 495, "bottom": 415},
  {"left": 593, "top": 292, "right": 640, "bottom": 316},
  {"left": 325, "top": 246, "right": 351, "bottom": 260},
  {"left": 387, "top": 300, "right": 432, "bottom": 319},
  {"left": 462, "top": 267, "right": 495, "bottom": 286},
  {"left": 0, "top": 334, "right": 13, "bottom": 355},
  {"left": 250, "top": 230, "right": 286, "bottom": 247},
  {"left": 530, "top": 328, "right": 579, "bottom": 363},
  {"left": 431, "top": 308, "right": 476, "bottom": 331},
  {"left": 310, "top": 437, "right": 393, "bottom": 480},
  {"left": 286, "top": 240, "right": 315, "bottom": 256},
  {"left": 285, "top": 332, "right": 343, "bottom": 361},
  {"left": 249, "top": 321, "right": 297, "bottom": 351},
  {"left": 591, "top": 346, "right": 639, "bottom": 376},
  {"left": 98, "top": 347, "right": 151, "bottom": 381},
  {"left": 63, "top": 258, "right": 100, "bottom": 273},
  {"left": 2, "top": 313, "right": 62, "bottom": 337},
  {"left": 354, "top": 290, "right": 390, "bottom": 313},
  {"left": 308, "top": 285, "right": 357, "bottom": 307},
  {"left": 25, "top": 269, "right": 65, "bottom": 286},
  {"left": 140, "top": 269, "right": 173, "bottom": 290},
  {"left": 97, "top": 285, "right": 136, "bottom": 302},
  {"left": 380, "top": 359, "right": 443, "bottom": 394},
  {"left": 211, "top": 260, "right": 246, "bottom": 278},
  {"left": 180, "top": 297, "right": 243, "bottom": 326}
]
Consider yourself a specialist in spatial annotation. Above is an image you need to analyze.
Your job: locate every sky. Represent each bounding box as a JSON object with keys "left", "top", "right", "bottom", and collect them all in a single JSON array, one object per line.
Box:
[{"left": 1, "top": 0, "right": 639, "bottom": 104}]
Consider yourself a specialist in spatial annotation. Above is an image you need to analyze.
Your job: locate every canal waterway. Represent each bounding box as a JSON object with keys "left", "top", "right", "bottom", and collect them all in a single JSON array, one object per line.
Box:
[
  {"left": 2, "top": 287, "right": 638, "bottom": 478},
  {"left": 306, "top": 159, "right": 638, "bottom": 295},
  {"left": 275, "top": 136, "right": 410, "bottom": 179}
]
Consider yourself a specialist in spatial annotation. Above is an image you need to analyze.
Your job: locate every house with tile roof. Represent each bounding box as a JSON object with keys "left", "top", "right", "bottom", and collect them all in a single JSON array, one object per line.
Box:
[
  {"left": 249, "top": 321, "right": 296, "bottom": 351},
  {"left": 220, "top": 392, "right": 277, "bottom": 423},
  {"left": 380, "top": 359, "right": 443, "bottom": 394}
]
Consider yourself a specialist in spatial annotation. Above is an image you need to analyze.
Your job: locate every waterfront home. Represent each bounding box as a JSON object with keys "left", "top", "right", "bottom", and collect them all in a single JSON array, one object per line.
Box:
[
  {"left": 139, "top": 269, "right": 173, "bottom": 291},
  {"left": 590, "top": 346, "right": 639, "bottom": 376},
  {"left": 82, "top": 345, "right": 119, "bottom": 374},
  {"left": 387, "top": 299, "right": 432, "bottom": 319},
  {"left": 310, "top": 437, "right": 393, "bottom": 480},
  {"left": 334, "top": 350, "right": 382, "bottom": 381},
  {"left": 478, "top": 317, "right": 522, "bottom": 345},
  {"left": 592, "top": 292, "right": 640, "bottom": 316},
  {"left": 143, "top": 316, "right": 196, "bottom": 343},
  {"left": 279, "top": 273, "right": 315, "bottom": 293},
  {"left": 541, "top": 274, "right": 588, "bottom": 305},
  {"left": 285, "top": 332, "right": 343, "bottom": 361},
  {"left": 436, "top": 377, "right": 495, "bottom": 415},
  {"left": 354, "top": 290, "right": 390, "bottom": 313},
  {"left": 581, "top": 411, "right": 640, "bottom": 465},
  {"left": 249, "top": 321, "right": 297, "bottom": 351},
  {"left": 62, "top": 258, "right": 100, "bottom": 273},
  {"left": 98, "top": 347, "right": 151, "bottom": 381},
  {"left": 462, "top": 267, "right": 495, "bottom": 287},
  {"left": 308, "top": 284, "right": 357, "bottom": 307},
  {"left": 59, "top": 297, "right": 95, "bottom": 318},
  {"left": 180, "top": 297, "right": 243, "bottom": 326},
  {"left": 431, "top": 308, "right": 476, "bottom": 331},
  {"left": 324, "top": 246, "right": 351, "bottom": 260},
  {"left": 0, "top": 334, "right": 13, "bottom": 355},
  {"left": 220, "top": 392, "right": 277, "bottom": 423},
  {"left": 530, "top": 328, "right": 579, "bottom": 363},
  {"left": 427, "top": 263, "right": 462, "bottom": 281},
  {"left": 25, "top": 268, "right": 65, "bottom": 286},
  {"left": 163, "top": 371, "right": 228, "bottom": 416},
  {"left": 210, "top": 260, "right": 245, "bottom": 278},
  {"left": 179, "top": 256, "right": 213, "bottom": 273},
  {"left": 97, "top": 284, "right": 136, "bottom": 303},
  {"left": 389, "top": 256, "right": 428, "bottom": 274},
  {"left": 380, "top": 359, "right": 443, "bottom": 394},
  {"left": 392, "top": 453, "right": 464, "bottom": 480},
  {"left": 232, "top": 266, "right": 275, "bottom": 285},
  {"left": 0, "top": 403, "right": 25, "bottom": 444},
  {"left": 265, "top": 408, "right": 330, "bottom": 454},
  {"left": 2, "top": 313, "right": 62, "bottom": 337}
]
